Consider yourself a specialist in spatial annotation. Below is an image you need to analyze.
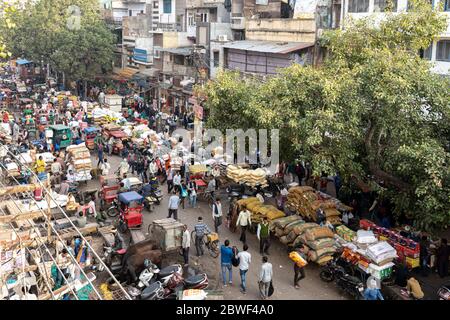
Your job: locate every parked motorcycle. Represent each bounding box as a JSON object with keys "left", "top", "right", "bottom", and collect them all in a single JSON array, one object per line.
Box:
[
  {"left": 320, "top": 259, "right": 365, "bottom": 299},
  {"left": 437, "top": 282, "right": 450, "bottom": 300}
]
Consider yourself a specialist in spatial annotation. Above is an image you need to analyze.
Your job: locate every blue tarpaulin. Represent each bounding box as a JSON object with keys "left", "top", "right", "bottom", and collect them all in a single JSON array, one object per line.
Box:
[
  {"left": 118, "top": 191, "right": 143, "bottom": 204},
  {"left": 83, "top": 127, "right": 99, "bottom": 134},
  {"left": 16, "top": 59, "right": 32, "bottom": 65}
]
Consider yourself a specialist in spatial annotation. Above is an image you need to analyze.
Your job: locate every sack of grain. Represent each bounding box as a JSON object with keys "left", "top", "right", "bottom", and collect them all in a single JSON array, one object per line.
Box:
[
  {"left": 307, "top": 238, "right": 336, "bottom": 250},
  {"left": 284, "top": 220, "right": 306, "bottom": 234},
  {"left": 304, "top": 226, "right": 334, "bottom": 241},
  {"left": 324, "top": 208, "right": 340, "bottom": 217},
  {"left": 308, "top": 247, "right": 336, "bottom": 262},
  {"left": 293, "top": 222, "right": 319, "bottom": 235},
  {"left": 317, "top": 255, "right": 333, "bottom": 265},
  {"left": 279, "top": 236, "right": 289, "bottom": 245},
  {"left": 292, "top": 234, "right": 308, "bottom": 248},
  {"left": 271, "top": 215, "right": 301, "bottom": 229}
]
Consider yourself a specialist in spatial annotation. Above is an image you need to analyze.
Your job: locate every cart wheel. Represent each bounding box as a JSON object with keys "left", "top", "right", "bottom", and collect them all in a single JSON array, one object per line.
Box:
[{"left": 106, "top": 206, "right": 120, "bottom": 218}]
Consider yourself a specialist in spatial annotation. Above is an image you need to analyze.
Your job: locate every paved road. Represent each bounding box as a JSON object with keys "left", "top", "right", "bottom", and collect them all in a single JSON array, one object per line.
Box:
[{"left": 82, "top": 152, "right": 347, "bottom": 300}]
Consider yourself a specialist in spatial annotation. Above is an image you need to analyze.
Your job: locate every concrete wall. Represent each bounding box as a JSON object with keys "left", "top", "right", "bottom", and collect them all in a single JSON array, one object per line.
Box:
[
  {"left": 245, "top": 18, "right": 317, "bottom": 42},
  {"left": 122, "top": 14, "right": 152, "bottom": 37},
  {"left": 210, "top": 41, "right": 228, "bottom": 78},
  {"left": 243, "top": 0, "right": 282, "bottom": 18},
  {"left": 210, "top": 22, "right": 233, "bottom": 41}
]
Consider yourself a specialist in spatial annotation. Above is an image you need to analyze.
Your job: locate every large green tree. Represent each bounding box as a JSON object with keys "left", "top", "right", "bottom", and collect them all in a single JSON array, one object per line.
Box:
[
  {"left": 2, "top": 0, "right": 115, "bottom": 89},
  {"left": 198, "top": 0, "right": 450, "bottom": 231},
  {"left": 0, "top": 0, "right": 16, "bottom": 60}
]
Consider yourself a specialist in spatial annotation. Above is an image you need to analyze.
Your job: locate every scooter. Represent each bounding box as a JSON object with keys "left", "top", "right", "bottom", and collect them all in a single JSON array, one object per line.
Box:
[
  {"left": 319, "top": 258, "right": 365, "bottom": 300},
  {"left": 137, "top": 260, "right": 160, "bottom": 289},
  {"left": 437, "top": 282, "right": 450, "bottom": 300}
]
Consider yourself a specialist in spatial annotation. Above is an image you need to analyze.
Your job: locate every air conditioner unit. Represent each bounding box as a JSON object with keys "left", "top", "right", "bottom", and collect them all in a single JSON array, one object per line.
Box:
[{"left": 218, "top": 35, "right": 228, "bottom": 42}]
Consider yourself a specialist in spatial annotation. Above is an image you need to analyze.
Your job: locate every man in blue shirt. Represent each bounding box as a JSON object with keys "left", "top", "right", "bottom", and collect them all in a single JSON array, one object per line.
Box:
[
  {"left": 167, "top": 191, "right": 180, "bottom": 220},
  {"left": 364, "top": 279, "right": 384, "bottom": 300},
  {"left": 220, "top": 239, "right": 233, "bottom": 286}
]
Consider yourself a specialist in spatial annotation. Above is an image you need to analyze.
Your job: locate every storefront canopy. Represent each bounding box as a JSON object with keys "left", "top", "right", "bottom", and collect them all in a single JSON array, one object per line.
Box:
[
  {"left": 160, "top": 47, "right": 192, "bottom": 56},
  {"left": 16, "top": 59, "right": 32, "bottom": 65},
  {"left": 111, "top": 67, "right": 139, "bottom": 80}
]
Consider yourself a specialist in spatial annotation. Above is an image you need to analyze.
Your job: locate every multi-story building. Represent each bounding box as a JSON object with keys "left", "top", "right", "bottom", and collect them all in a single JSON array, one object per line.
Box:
[
  {"left": 222, "top": 0, "right": 337, "bottom": 76},
  {"left": 340, "top": 0, "right": 450, "bottom": 75}
]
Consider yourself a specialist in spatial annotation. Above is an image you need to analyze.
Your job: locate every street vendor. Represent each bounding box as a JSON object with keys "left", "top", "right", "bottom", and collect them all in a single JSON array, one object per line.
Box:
[{"left": 34, "top": 155, "right": 46, "bottom": 174}]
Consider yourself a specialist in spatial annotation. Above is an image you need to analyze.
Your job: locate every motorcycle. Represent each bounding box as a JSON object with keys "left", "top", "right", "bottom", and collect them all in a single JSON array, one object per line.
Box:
[
  {"left": 137, "top": 260, "right": 160, "bottom": 289},
  {"left": 100, "top": 244, "right": 128, "bottom": 275},
  {"left": 320, "top": 258, "right": 365, "bottom": 300},
  {"left": 437, "top": 282, "right": 450, "bottom": 300}
]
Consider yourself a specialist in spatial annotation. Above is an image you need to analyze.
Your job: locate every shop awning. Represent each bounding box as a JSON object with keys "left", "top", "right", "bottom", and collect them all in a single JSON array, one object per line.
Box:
[
  {"left": 112, "top": 67, "right": 139, "bottom": 80},
  {"left": 16, "top": 59, "right": 32, "bottom": 65},
  {"left": 222, "top": 41, "right": 314, "bottom": 54}
]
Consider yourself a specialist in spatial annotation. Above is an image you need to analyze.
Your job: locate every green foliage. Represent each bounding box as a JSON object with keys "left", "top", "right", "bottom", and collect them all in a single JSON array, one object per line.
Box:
[
  {"left": 0, "top": 0, "right": 17, "bottom": 59},
  {"left": 1, "top": 0, "right": 115, "bottom": 81},
  {"left": 198, "top": 2, "right": 450, "bottom": 231}
]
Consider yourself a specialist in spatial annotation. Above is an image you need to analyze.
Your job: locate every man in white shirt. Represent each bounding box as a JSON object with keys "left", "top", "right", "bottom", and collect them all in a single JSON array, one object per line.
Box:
[
  {"left": 100, "top": 158, "right": 111, "bottom": 176},
  {"left": 259, "top": 256, "right": 273, "bottom": 300},
  {"left": 212, "top": 198, "right": 223, "bottom": 233},
  {"left": 236, "top": 209, "right": 252, "bottom": 244},
  {"left": 66, "top": 170, "right": 76, "bottom": 184},
  {"left": 237, "top": 244, "right": 251, "bottom": 294},
  {"left": 182, "top": 225, "right": 190, "bottom": 266},
  {"left": 121, "top": 174, "right": 131, "bottom": 191},
  {"left": 173, "top": 172, "right": 182, "bottom": 192},
  {"left": 51, "top": 158, "right": 62, "bottom": 185}
]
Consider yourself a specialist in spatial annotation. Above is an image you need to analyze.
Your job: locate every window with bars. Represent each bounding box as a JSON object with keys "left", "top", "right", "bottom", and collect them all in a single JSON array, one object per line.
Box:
[
  {"left": 200, "top": 13, "right": 208, "bottom": 23},
  {"left": 163, "top": 0, "right": 171, "bottom": 13},
  {"left": 373, "top": 0, "right": 398, "bottom": 12},
  {"left": 348, "top": 0, "right": 369, "bottom": 12},
  {"left": 436, "top": 40, "right": 450, "bottom": 62},
  {"left": 188, "top": 14, "right": 195, "bottom": 26},
  {"left": 420, "top": 45, "right": 433, "bottom": 60}
]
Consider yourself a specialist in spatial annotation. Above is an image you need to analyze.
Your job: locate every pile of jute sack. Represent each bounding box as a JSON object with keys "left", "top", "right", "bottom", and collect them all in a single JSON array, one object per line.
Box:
[
  {"left": 236, "top": 197, "right": 285, "bottom": 223},
  {"left": 226, "top": 165, "right": 268, "bottom": 187},
  {"left": 270, "top": 216, "right": 337, "bottom": 265},
  {"left": 66, "top": 144, "right": 92, "bottom": 181},
  {"left": 285, "top": 186, "right": 341, "bottom": 225}
]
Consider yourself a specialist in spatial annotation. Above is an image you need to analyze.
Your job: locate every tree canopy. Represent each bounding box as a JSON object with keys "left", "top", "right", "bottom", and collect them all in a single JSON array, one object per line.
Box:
[
  {"left": 197, "top": 0, "right": 450, "bottom": 231},
  {"left": 2, "top": 0, "right": 115, "bottom": 81},
  {"left": 0, "top": 0, "right": 16, "bottom": 60}
]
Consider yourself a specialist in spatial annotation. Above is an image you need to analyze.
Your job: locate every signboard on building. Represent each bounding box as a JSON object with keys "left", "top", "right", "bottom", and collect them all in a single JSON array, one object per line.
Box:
[{"left": 133, "top": 48, "right": 149, "bottom": 63}]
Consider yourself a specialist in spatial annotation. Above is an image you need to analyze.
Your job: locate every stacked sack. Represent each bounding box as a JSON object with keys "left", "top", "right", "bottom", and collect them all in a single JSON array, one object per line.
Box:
[
  {"left": 66, "top": 144, "right": 92, "bottom": 181},
  {"left": 226, "top": 166, "right": 268, "bottom": 187},
  {"left": 366, "top": 241, "right": 398, "bottom": 266},
  {"left": 286, "top": 186, "right": 341, "bottom": 225},
  {"left": 288, "top": 223, "right": 337, "bottom": 265},
  {"left": 270, "top": 215, "right": 305, "bottom": 245},
  {"left": 236, "top": 197, "right": 285, "bottom": 224}
]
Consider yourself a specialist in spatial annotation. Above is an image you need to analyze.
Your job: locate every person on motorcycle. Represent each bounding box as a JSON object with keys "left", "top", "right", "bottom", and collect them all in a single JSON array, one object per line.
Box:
[{"left": 112, "top": 227, "right": 125, "bottom": 251}]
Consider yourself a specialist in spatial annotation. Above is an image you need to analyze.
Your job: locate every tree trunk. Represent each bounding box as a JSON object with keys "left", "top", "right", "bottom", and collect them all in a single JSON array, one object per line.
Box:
[{"left": 83, "top": 79, "right": 88, "bottom": 100}]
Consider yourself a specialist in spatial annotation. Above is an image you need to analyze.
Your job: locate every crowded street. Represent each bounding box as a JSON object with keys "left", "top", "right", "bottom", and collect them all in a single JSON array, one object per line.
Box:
[{"left": 0, "top": 0, "right": 449, "bottom": 304}]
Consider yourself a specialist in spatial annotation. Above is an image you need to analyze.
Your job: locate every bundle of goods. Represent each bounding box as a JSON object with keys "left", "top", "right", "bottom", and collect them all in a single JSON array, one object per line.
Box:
[
  {"left": 189, "top": 164, "right": 208, "bottom": 175},
  {"left": 335, "top": 225, "right": 356, "bottom": 242},
  {"left": 355, "top": 230, "right": 378, "bottom": 249},
  {"left": 132, "top": 124, "right": 152, "bottom": 140},
  {"left": 66, "top": 144, "right": 92, "bottom": 181},
  {"left": 226, "top": 165, "right": 268, "bottom": 187},
  {"left": 270, "top": 215, "right": 304, "bottom": 241},
  {"left": 359, "top": 219, "right": 420, "bottom": 268},
  {"left": 366, "top": 241, "right": 398, "bottom": 265},
  {"left": 285, "top": 186, "right": 342, "bottom": 225},
  {"left": 92, "top": 107, "right": 123, "bottom": 125},
  {"left": 294, "top": 224, "right": 336, "bottom": 265},
  {"left": 236, "top": 197, "right": 285, "bottom": 223},
  {"left": 3, "top": 162, "right": 20, "bottom": 177}
]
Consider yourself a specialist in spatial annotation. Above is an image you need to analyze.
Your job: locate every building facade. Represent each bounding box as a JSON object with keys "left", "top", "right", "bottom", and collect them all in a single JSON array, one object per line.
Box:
[{"left": 340, "top": 0, "right": 450, "bottom": 75}]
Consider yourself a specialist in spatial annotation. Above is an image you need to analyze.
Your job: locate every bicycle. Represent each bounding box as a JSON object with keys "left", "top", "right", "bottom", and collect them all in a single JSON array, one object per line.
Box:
[{"left": 191, "top": 231, "right": 219, "bottom": 258}]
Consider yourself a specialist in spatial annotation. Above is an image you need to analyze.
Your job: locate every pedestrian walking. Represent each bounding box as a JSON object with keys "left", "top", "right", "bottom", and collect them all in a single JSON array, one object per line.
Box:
[
  {"left": 212, "top": 198, "right": 223, "bottom": 233},
  {"left": 182, "top": 225, "right": 190, "bottom": 266},
  {"left": 97, "top": 143, "right": 104, "bottom": 167},
  {"left": 180, "top": 182, "right": 188, "bottom": 209},
  {"left": 220, "top": 239, "right": 233, "bottom": 286},
  {"left": 194, "top": 217, "right": 211, "bottom": 257},
  {"left": 173, "top": 171, "right": 182, "bottom": 192},
  {"left": 166, "top": 166, "right": 174, "bottom": 193},
  {"left": 167, "top": 191, "right": 180, "bottom": 220},
  {"left": 51, "top": 158, "right": 62, "bottom": 185},
  {"left": 293, "top": 247, "right": 307, "bottom": 289},
  {"left": 259, "top": 256, "right": 273, "bottom": 300},
  {"left": 236, "top": 208, "right": 252, "bottom": 244},
  {"left": 436, "top": 238, "right": 449, "bottom": 278},
  {"left": 257, "top": 217, "right": 270, "bottom": 255},
  {"left": 237, "top": 244, "right": 251, "bottom": 294},
  {"left": 188, "top": 180, "right": 197, "bottom": 208}
]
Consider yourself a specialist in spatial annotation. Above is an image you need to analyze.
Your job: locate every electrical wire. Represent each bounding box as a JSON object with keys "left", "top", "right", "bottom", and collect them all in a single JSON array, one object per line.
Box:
[
  {"left": 0, "top": 174, "right": 103, "bottom": 300},
  {"left": 1, "top": 143, "right": 131, "bottom": 300}
]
